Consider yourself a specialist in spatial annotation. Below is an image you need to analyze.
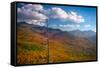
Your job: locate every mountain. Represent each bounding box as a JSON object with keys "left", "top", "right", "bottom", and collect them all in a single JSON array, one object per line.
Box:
[
  {"left": 17, "top": 22, "right": 97, "bottom": 64},
  {"left": 69, "top": 30, "right": 96, "bottom": 38}
]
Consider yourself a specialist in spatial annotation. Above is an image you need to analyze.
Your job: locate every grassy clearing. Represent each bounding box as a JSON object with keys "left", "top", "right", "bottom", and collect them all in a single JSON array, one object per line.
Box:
[{"left": 18, "top": 42, "right": 44, "bottom": 51}]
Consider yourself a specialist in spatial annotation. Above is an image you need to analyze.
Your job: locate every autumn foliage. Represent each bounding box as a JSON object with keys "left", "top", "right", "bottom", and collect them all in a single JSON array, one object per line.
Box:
[{"left": 17, "top": 23, "right": 96, "bottom": 64}]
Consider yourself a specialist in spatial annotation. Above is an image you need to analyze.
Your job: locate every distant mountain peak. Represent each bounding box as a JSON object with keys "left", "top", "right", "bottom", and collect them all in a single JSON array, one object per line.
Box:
[{"left": 17, "top": 22, "right": 96, "bottom": 38}]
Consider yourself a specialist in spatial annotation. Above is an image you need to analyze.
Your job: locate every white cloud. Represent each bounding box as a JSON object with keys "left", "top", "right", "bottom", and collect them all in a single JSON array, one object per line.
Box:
[
  {"left": 92, "top": 28, "right": 96, "bottom": 32},
  {"left": 22, "top": 4, "right": 43, "bottom": 11},
  {"left": 47, "top": 8, "right": 85, "bottom": 23},
  {"left": 59, "top": 24, "right": 64, "bottom": 27},
  {"left": 17, "top": 8, "right": 21, "bottom": 12},
  {"left": 50, "top": 7, "right": 68, "bottom": 19},
  {"left": 17, "top": 4, "right": 85, "bottom": 26},
  {"left": 27, "top": 20, "right": 46, "bottom": 26},
  {"left": 31, "top": 11, "right": 48, "bottom": 20},
  {"left": 76, "top": 24, "right": 80, "bottom": 28},
  {"left": 84, "top": 24, "right": 91, "bottom": 28},
  {"left": 33, "top": 22, "right": 46, "bottom": 26},
  {"left": 17, "top": 7, "right": 48, "bottom": 20},
  {"left": 17, "top": 4, "right": 48, "bottom": 25},
  {"left": 59, "top": 24, "right": 77, "bottom": 31},
  {"left": 59, "top": 24, "right": 75, "bottom": 28},
  {"left": 68, "top": 11, "right": 85, "bottom": 23}
]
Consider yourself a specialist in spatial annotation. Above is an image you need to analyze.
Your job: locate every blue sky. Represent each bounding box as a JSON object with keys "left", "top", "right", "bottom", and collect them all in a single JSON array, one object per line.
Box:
[
  {"left": 17, "top": 3, "right": 97, "bottom": 32},
  {"left": 43, "top": 5, "right": 96, "bottom": 31}
]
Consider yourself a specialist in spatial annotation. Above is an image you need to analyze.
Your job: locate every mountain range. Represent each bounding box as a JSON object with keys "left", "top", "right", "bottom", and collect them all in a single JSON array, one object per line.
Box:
[{"left": 17, "top": 22, "right": 97, "bottom": 64}]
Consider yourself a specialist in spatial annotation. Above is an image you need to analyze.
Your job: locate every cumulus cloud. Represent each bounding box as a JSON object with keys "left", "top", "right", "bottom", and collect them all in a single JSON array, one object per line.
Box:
[
  {"left": 68, "top": 11, "right": 85, "bottom": 23},
  {"left": 18, "top": 8, "right": 47, "bottom": 20},
  {"left": 84, "top": 24, "right": 91, "bottom": 28},
  {"left": 30, "top": 19, "right": 47, "bottom": 27},
  {"left": 22, "top": 4, "right": 43, "bottom": 11},
  {"left": 59, "top": 24, "right": 77, "bottom": 31},
  {"left": 17, "top": 4, "right": 48, "bottom": 26},
  {"left": 47, "top": 8, "right": 85, "bottom": 23},
  {"left": 17, "top": 4, "right": 85, "bottom": 26},
  {"left": 50, "top": 7, "right": 68, "bottom": 19},
  {"left": 26, "top": 20, "right": 46, "bottom": 26},
  {"left": 58, "top": 24, "right": 82, "bottom": 31}
]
